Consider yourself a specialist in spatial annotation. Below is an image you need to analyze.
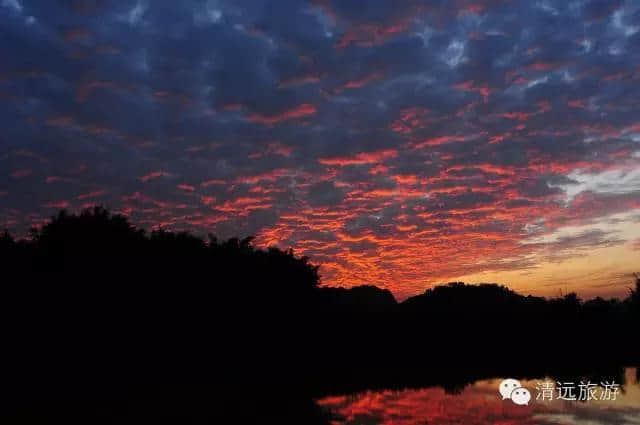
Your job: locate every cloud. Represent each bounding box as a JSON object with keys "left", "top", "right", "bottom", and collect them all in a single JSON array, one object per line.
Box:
[
  {"left": 140, "top": 171, "right": 173, "bottom": 182},
  {"left": 318, "top": 149, "right": 398, "bottom": 166},
  {"left": 2, "top": 0, "right": 22, "bottom": 13},
  {"left": 557, "top": 168, "right": 640, "bottom": 201},
  {"left": 1, "top": 0, "right": 640, "bottom": 297},
  {"left": 247, "top": 103, "right": 317, "bottom": 125}
]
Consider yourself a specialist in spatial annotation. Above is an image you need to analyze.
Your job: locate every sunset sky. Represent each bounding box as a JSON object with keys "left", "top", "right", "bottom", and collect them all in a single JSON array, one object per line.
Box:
[{"left": 1, "top": 0, "right": 639, "bottom": 300}]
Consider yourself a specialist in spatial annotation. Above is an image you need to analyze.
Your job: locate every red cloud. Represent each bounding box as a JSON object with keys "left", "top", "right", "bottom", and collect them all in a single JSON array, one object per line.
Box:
[
  {"left": 268, "top": 143, "right": 294, "bottom": 157},
  {"left": 216, "top": 196, "right": 273, "bottom": 215},
  {"left": 249, "top": 142, "right": 295, "bottom": 159},
  {"left": 200, "top": 196, "right": 216, "bottom": 206},
  {"left": 393, "top": 174, "right": 418, "bottom": 185},
  {"left": 77, "top": 190, "right": 105, "bottom": 200},
  {"left": 453, "top": 80, "right": 491, "bottom": 102},
  {"left": 177, "top": 184, "right": 196, "bottom": 192},
  {"left": 390, "top": 107, "right": 431, "bottom": 134},
  {"left": 45, "top": 201, "right": 70, "bottom": 209},
  {"left": 247, "top": 104, "right": 316, "bottom": 125},
  {"left": 335, "top": 16, "right": 414, "bottom": 49},
  {"left": 568, "top": 99, "right": 586, "bottom": 109},
  {"left": 200, "top": 179, "right": 226, "bottom": 187},
  {"left": 344, "top": 71, "right": 385, "bottom": 89},
  {"left": 413, "top": 135, "right": 465, "bottom": 148},
  {"left": 499, "top": 111, "right": 534, "bottom": 121},
  {"left": 461, "top": 3, "right": 486, "bottom": 14},
  {"left": 140, "top": 171, "right": 172, "bottom": 182},
  {"left": 488, "top": 133, "right": 510, "bottom": 144},
  {"left": 278, "top": 73, "right": 323, "bottom": 88},
  {"left": 319, "top": 149, "right": 398, "bottom": 166},
  {"left": 527, "top": 60, "right": 567, "bottom": 72}
]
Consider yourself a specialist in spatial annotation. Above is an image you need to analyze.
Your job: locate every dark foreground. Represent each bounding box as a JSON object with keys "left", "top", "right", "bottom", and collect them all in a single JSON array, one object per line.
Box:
[{"left": 2, "top": 208, "right": 639, "bottom": 423}]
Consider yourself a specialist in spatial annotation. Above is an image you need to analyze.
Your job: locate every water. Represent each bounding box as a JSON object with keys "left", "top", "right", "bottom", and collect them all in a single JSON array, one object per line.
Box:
[{"left": 318, "top": 368, "right": 640, "bottom": 425}]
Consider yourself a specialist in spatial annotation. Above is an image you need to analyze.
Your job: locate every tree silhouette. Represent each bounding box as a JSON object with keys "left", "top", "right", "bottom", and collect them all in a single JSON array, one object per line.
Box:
[
  {"left": 2, "top": 207, "right": 638, "bottom": 425},
  {"left": 628, "top": 274, "right": 640, "bottom": 317}
]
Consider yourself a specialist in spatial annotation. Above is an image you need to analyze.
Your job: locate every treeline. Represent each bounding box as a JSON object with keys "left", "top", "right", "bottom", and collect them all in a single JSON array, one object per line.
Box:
[
  {"left": 2, "top": 207, "right": 638, "bottom": 350},
  {"left": 1, "top": 207, "right": 638, "bottom": 423},
  {"left": 3, "top": 206, "right": 637, "bottom": 310}
]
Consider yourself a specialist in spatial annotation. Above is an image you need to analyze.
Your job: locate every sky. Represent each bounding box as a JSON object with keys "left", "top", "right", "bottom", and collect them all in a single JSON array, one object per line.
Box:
[{"left": 1, "top": 0, "right": 639, "bottom": 300}]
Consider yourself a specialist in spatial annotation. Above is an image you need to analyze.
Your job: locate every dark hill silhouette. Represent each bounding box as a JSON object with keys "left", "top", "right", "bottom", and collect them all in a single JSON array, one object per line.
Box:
[
  {"left": 401, "top": 281, "right": 538, "bottom": 314},
  {"left": 1, "top": 207, "right": 638, "bottom": 424},
  {"left": 318, "top": 284, "right": 397, "bottom": 313}
]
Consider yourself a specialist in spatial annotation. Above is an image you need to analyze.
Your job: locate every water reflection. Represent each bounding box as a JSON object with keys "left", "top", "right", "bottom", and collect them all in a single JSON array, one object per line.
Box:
[{"left": 318, "top": 368, "right": 640, "bottom": 425}]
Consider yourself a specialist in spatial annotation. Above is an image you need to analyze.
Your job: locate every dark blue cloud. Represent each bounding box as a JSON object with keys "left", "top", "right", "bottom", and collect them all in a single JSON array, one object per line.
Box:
[{"left": 1, "top": 0, "right": 639, "bottom": 296}]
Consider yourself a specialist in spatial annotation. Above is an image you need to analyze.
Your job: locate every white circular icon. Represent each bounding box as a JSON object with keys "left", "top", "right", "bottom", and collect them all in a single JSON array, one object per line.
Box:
[{"left": 511, "top": 387, "right": 531, "bottom": 405}]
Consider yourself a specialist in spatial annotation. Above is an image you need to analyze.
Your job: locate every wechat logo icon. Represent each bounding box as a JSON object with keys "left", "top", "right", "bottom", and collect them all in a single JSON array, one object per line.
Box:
[{"left": 499, "top": 378, "right": 531, "bottom": 406}]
